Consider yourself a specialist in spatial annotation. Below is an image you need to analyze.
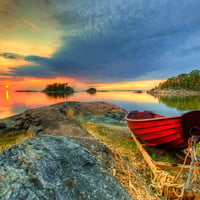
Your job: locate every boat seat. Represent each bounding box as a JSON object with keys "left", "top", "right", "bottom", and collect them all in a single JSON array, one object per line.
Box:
[{"left": 128, "top": 111, "right": 154, "bottom": 119}]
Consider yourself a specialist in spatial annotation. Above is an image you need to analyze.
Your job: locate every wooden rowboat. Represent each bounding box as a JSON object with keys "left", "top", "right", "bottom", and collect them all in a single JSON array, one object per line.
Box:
[{"left": 126, "top": 110, "right": 200, "bottom": 150}]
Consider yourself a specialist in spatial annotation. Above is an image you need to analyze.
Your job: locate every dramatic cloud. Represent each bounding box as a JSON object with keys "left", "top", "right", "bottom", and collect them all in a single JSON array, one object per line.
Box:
[
  {"left": 0, "top": 52, "right": 24, "bottom": 60},
  {"left": 3, "top": 0, "right": 200, "bottom": 82}
]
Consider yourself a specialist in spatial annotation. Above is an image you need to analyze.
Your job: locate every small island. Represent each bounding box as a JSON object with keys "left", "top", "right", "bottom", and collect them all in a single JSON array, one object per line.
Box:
[
  {"left": 43, "top": 83, "right": 75, "bottom": 94},
  {"left": 86, "top": 87, "right": 97, "bottom": 94}
]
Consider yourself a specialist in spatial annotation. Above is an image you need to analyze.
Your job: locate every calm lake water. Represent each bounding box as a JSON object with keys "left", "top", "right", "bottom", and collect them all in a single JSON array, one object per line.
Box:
[{"left": 0, "top": 90, "right": 200, "bottom": 119}]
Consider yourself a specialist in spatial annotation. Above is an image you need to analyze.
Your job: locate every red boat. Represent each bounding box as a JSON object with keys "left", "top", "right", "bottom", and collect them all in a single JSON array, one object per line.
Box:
[{"left": 126, "top": 110, "right": 200, "bottom": 150}]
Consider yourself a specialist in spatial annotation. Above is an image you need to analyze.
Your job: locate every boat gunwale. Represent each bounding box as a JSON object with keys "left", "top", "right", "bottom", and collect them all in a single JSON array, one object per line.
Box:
[
  {"left": 125, "top": 110, "right": 200, "bottom": 122},
  {"left": 125, "top": 113, "right": 182, "bottom": 122}
]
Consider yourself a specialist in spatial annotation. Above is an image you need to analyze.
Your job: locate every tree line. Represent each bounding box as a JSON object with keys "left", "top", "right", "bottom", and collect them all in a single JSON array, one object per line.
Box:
[{"left": 155, "top": 70, "right": 200, "bottom": 91}]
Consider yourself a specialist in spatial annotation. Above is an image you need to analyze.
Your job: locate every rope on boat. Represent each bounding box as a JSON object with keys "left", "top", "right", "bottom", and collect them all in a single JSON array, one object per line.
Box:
[
  {"left": 151, "top": 135, "right": 200, "bottom": 200},
  {"left": 130, "top": 129, "right": 199, "bottom": 199},
  {"left": 151, "top": 169, "right": 184, "bottom": 200}
]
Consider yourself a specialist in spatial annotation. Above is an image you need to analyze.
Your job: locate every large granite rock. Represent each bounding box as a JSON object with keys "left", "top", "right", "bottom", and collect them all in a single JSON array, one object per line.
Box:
[
  {"left": 0, "top": 135, "right": 131, "bottom": 200},
  {"left": 66, "top": 101, "right": 127, "bottom": 115},
  {"left": 65, "top": 101, "right": 127, "bottom": 123},
  {"left": 0, "top": 102, "right": 127, "bottom": 162}
]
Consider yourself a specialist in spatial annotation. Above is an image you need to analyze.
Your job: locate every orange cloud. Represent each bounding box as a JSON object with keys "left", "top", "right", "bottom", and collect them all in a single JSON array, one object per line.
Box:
[
  {"left": 4, "top": 24, "right": 17, "bottom": 30},
  {"left": 21, "top": 17, "right": 39, "bottom": 30}
]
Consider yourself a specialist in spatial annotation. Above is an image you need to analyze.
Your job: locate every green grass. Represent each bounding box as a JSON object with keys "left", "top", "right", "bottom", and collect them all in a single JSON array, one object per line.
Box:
[
  {"left": 82, "top": 121, "right": 183, "bottom": 163},
  {"left": 0, "top": 129, "right": 35, "bottom": 152},
  {"left": 83, "top": 122, "right": 137, "bottom": 152},
  {"left": 197, "top": 143, "right": 200, "bottom": 155},
  {"left": 150, "top": 149, "right": 181, "bottom": 163}
]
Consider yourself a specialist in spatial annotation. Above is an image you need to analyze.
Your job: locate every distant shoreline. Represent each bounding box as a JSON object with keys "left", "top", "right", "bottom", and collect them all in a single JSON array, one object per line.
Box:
[
  {"left": 15, "top": 90, "right": 39, "bottom": 92},
  {"left": 148, "top": 89, "right": 200, "bottom": 96},
  {"left": 15, "top": 89, "right": 146, "bottom": 93}
]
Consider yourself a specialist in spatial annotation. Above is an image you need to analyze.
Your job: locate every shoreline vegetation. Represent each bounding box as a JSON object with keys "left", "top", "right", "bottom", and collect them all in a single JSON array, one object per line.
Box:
[
  {"left": 148, "top": 69, "right": 200, "bottom": 96},
  {"left": 148, "top": 89, "right": 200, "bottom": 96}
]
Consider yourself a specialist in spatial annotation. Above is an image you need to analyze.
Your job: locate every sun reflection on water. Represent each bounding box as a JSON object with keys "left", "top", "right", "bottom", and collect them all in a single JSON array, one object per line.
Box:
[{"left": 5, "top": 90, "right": 10, "bottom": 101}]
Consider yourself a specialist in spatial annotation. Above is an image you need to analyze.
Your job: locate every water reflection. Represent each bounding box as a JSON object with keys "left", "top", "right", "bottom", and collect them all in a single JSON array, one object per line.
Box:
[
  {"left": 45, "top": 92, "right": 74, "bottom": 99},
  {"left": 5, "top": 90, "right": 10, "bottom": 101},
  {"left": 2, "top": 90, "right": 199, "bottom": 119},
  {"left": 81, "top": 91, "right": 158, "bottom": 103},
  {"left": 152, "top": 94, "right": 200, "bottom": 111},
  {"left": 0, "top": 91, "right": 159, "bottom": 119}
]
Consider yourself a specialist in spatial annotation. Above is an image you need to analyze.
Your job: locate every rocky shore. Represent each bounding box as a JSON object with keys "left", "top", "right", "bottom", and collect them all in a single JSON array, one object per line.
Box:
[
  {"left": 0, "top": 101, "right": 132, "bottom": 200},
  {"left": 148, "top": 89, "right": 200, "bottom": 96},
  {"left": 0, "top": 101, "right": 127, "bottom": 161}
]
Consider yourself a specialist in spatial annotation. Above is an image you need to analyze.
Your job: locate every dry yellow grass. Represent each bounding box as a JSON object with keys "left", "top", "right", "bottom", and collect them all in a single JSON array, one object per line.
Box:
[
  {"left": 0, "top": 129, "right": 35, "bottom": 153},
  {"left": 81, "top": 121, "right": 160, "bottom": 200},
  {"left": 66, "top": 107, "right": 75, "bottom": 119},
  {"left": 82, "top": 120, "right": 200, "bottom": 200}
]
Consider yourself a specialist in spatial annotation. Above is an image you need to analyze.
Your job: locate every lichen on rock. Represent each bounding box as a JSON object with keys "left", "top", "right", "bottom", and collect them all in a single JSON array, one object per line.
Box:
[{"left": 0, "top": 135, "right": 132, "bottom": 200}]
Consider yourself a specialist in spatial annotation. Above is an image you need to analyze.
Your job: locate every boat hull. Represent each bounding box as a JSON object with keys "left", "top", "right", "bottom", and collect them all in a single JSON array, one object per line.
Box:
[{"left": 126, "top": 111, "right": 200, "bottom": 150}]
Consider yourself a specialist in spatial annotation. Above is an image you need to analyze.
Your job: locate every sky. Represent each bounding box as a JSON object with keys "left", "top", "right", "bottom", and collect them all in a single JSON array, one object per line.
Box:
[{"left": 1, "top": 0, "right": 200, "bottom": 91}]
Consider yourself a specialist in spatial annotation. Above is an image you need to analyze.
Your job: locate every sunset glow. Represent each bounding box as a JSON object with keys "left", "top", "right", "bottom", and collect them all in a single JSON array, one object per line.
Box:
[
  {"left": 0, "top": 76, "right": 164, "bottom": 92},
  {"left": 0, "top": 90, "right": 159, "bottom": 119},
  {"left": 0, "top": 59, "right": 35, "bottom": 74},
  {"left": 92, "top": 79, "right": 165, "bottom": 90},
  {"left": 1, "top": 0, "right": 198, "bottom": 94},
  {"left": 1, "top": 0, "right": 199, "bottom": 121},
  {"left": 71, "top": 91, "right": 158, "bottom": 103},
  {"left": 0, "top": 40, "right": 59, "bottom": 57}
]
